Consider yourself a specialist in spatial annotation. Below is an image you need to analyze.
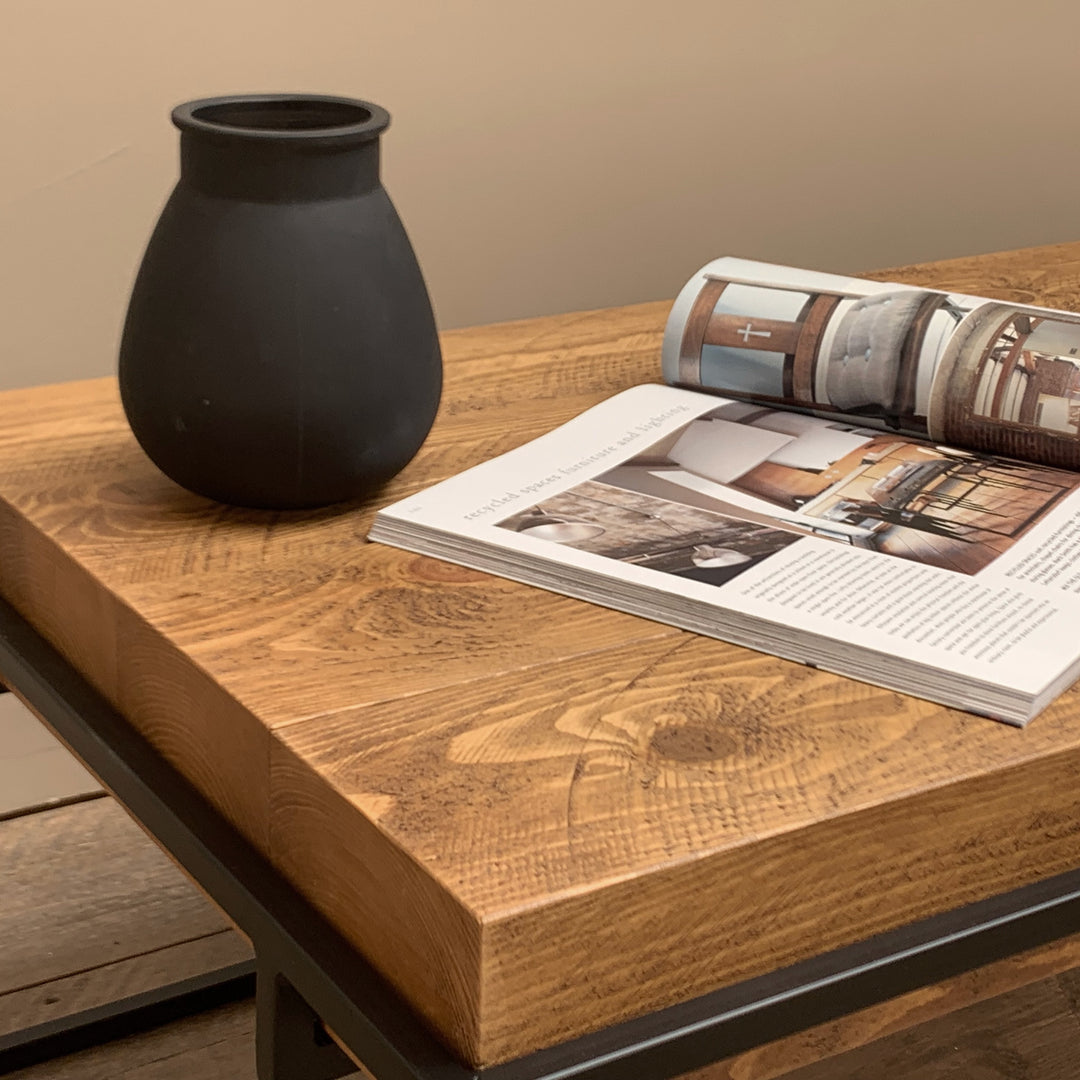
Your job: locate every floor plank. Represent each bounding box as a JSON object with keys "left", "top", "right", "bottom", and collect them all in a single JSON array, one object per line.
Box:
[
  {"left": 698, "top": 930, "right": 1080, "bottom": 1080},
  {"left": 0, "top": 930, "right": 251, "bottom": 1040},
  {"left": 3, "top": 999, "right": 259, "bottom": 1080},
  {"left": 0, "top": 797, "right": 251, "bottom": 1034},
  {"left": 2, "top": 998, "right": 370, "bottom": 1080},
  {"left": 772, "top": 975, "right": 1080, "bottom": 1080}
]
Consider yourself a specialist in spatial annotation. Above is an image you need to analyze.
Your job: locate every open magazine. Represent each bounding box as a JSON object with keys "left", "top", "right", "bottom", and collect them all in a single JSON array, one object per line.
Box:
[{"left": 369, "top": 258, "right": 1080, "bottom": 725}]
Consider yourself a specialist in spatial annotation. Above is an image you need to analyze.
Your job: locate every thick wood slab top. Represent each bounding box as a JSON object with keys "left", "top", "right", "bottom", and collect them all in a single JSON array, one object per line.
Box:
[{"left": 5, "top": 244, "right": 1080, "bottom": 1065}]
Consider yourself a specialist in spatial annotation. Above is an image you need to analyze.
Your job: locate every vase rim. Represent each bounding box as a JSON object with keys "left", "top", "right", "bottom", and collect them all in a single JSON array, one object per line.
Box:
[{"left": 172, "top": 94, "right": 390, "bottom": 145}]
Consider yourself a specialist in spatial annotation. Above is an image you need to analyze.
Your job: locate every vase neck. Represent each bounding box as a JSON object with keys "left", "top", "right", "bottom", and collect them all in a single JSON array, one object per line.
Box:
[{"left": 179, "top": 134, "right": 381, "bottom": 201}]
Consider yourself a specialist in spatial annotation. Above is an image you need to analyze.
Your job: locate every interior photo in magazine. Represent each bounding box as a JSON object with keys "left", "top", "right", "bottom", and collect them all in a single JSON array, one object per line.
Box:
[
  {"left": 673, "top": 266, "right": 1080, "bottom": 470},
  {"left": 497, "top": 404, "right": 1080, "bottom": 580},
  {"left": 933, "top": 304, "right": 1080, "bottom": 464},
  {"left": 674, "top": 272, "right": 977, "bottom": 436}
]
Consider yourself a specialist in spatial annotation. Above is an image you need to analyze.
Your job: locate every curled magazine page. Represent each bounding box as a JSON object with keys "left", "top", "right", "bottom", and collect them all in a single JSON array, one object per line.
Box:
[
  {"left": 663, "top": 257, "right": 1080, "bottom": 470},
  {"left": 371, "top": 384, "right": 1080, "bottom": 723}
]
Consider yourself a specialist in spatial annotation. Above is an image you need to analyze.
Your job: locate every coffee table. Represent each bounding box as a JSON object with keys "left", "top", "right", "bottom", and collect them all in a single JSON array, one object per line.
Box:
[{"left": 5, "top": 243, "right": 1080, "bottom": 1080}]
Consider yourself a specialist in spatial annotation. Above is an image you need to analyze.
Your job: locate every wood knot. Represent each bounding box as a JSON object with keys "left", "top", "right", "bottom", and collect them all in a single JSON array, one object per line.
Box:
[{"left": 650, "top": 722, "right": 737, "bottom": 763}]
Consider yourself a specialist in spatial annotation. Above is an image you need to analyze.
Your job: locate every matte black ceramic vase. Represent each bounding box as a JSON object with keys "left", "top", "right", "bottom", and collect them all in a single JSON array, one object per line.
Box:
[{"left": 119, "top": 94, "right": 442, "bottom": 509}]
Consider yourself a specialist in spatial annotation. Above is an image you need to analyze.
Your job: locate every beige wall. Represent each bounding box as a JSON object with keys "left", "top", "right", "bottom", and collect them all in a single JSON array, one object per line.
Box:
[{"left": 4, "top": 0, "right": 1080, "bottom": 390}]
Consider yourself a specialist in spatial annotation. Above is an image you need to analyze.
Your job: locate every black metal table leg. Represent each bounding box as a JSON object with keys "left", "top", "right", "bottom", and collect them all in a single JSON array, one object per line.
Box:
[{"left": 257, "top": 963, "right": 357, "bottom": 1080}]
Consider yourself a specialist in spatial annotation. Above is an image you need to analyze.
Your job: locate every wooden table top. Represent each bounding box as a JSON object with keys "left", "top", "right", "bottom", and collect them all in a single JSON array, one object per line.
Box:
[{"left": 5, "top": 242, "right": 1080, "bottom": 1068}]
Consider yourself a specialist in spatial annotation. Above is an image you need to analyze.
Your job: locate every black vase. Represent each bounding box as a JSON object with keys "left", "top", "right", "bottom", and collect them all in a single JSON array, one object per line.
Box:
[{"left": 119, "top": 94, "right": 442, "bottom": 509}]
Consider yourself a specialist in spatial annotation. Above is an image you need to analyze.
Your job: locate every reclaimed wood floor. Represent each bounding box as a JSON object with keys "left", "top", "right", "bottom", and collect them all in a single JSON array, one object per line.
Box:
[{"left": 5, "top": 791, "right": 1080, "bottom": 1079}]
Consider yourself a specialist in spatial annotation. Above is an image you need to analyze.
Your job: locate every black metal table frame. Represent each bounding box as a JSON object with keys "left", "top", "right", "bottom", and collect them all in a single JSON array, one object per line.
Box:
[{"left": 3, "top": 593, "right": 1080, "bottom": 1080}]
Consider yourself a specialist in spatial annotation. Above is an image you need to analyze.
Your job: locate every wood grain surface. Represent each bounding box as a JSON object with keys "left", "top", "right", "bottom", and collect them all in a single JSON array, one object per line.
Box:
[
  {"left": 3, "top": 999, "right": 261, "bottom": 1080},
  {"left": 0, "top": 798, "right": 252, "bottom": 1038},
  {"left": 772, "top": 975, "right": 1080, "bottom": 1080},
  {"left": 5, "top": 245, "right": 1080, "bottom": 1065},
  {"left": 701, "top": 931, "right": 1080, "bottom": 1079}
]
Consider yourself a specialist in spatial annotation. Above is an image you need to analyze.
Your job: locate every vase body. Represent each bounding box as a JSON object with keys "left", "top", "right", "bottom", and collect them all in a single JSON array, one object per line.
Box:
[{"left": 119, "top": 94, "right": 442, "bottom": 509}]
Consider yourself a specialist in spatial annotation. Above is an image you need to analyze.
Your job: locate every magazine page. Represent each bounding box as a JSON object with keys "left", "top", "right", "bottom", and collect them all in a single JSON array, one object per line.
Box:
[
  {"left": 371, "top": 384, "right": 1080, "bottom": 722},
  {"left": 663, "top": 257, "right": 1080, "bottom": 470}
]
